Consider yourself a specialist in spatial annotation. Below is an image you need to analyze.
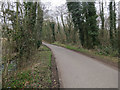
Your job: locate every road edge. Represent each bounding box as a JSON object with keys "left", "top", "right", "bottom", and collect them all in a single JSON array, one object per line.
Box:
[
  {"left": 44, "top": 44, "right": 60, "bottom": 88},
  {"left": 52, "top": 44, "right": 118, "bottom": 70}
]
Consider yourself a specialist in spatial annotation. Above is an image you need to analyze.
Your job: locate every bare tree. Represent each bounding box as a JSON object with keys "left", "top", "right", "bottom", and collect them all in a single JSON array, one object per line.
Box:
[{"left": 56, "top": 4, "right": 68, "bottom": 42}]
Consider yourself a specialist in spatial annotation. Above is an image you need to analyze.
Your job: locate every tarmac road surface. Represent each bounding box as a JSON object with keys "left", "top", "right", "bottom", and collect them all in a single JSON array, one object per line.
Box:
[{"left": 43, "top": 42, "right": 118, "bottom": 88}]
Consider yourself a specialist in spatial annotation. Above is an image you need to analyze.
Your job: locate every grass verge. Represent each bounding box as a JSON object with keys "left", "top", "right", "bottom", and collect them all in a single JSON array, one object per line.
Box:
[
  {"left": 4, "top": 45, "right": 52, "bottom": 88},
  {"left": 52, "top": 42, "right": 119, "bottom": 68}
]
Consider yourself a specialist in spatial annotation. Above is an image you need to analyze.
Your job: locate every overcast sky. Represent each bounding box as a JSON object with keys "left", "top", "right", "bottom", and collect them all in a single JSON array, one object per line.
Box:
[
  {"left": 41, "top": 0, "right": 66, "bottom": 7},
  {"left": 0, "top": 0, "right": 119, "bottom": 28},
  {"left": 41, "top": 0, "right": 120, "bottom": 6},
  {"left": 41, "top": 0, "right": 119, "bottom": 28}
]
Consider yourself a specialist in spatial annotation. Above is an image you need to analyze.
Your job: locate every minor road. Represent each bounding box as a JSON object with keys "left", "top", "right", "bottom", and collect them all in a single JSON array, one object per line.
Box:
[{"left": 43, "top": 42, "right": 118, "bottom": 88}]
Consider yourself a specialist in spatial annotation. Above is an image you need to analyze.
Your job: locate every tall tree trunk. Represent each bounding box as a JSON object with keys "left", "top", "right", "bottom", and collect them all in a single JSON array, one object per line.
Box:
[
  {"left": 56, "top": 17, "right": 61, "bottom": 34},
  {"left": 50, "top": 22, "right": 56, "bottom": 42},
  {"left": 118, "top": 2, "right": 120, "bottom": 57},
  {"left": 87, "top": 2, "right": 98, "bottom": 48},
  {"left": 109, "top": 1, "right": 113, "bottom": 46},
  {"left": 113, "top": 1, "right": 116, "bottom": 34},
  {"left": 66, "top": 13, "right": 72, "bottom": 43},
  {"left": 61, "top": 13, "right": 68, "bottom": 42},
  {"left": 101, "top": 0, "right": 104, "bottom": 30},
  {"left": 36, "top": 3, "right": 43, "bottom": 48},
  {"left": 67, "top": 2, "right": 84, "bottom": 46}
]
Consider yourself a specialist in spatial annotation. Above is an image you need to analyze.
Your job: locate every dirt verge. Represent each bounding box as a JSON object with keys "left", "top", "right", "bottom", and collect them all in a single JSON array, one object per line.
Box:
[
  {"left": 51, "top": 53, "right": 60, "bottom": 88},
  {"left": 72, "top": 49, "right": 118, "bottom": 70},
  {"left": 45, "top": 45, "right": 60, "bottom": 88}
]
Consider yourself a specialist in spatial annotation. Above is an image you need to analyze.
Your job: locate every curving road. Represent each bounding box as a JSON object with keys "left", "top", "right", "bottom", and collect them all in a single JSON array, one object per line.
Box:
[{"left": 43, "top": 42, "right": 118, "bottom": 88}]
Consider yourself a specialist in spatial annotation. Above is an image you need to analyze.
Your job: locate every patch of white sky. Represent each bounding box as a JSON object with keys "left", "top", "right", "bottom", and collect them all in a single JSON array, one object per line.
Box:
[
  {"left": 41, "top": 0, "right": 66, "bottom": 7},
  {"left": 41, "top": 0, "right": 67, "bottom": 24}
]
